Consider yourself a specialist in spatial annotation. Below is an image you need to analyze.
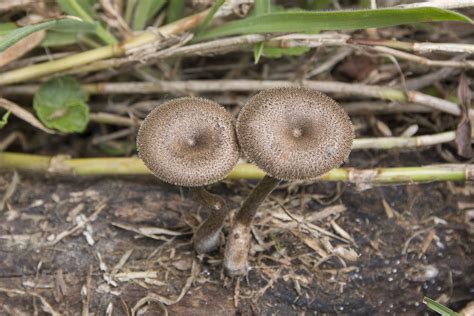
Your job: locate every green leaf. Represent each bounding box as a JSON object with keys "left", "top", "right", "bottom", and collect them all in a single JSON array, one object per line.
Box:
[
  {"left": 97, "top": 141, "right": 135, "bottom": 156},
  {"left": 166, "top": 0, "right": 185, "bottom": 23},
  {"left": 41, "top": 31, "right": 80, "bottom": 47},
  {"left": 252, "top": 0, "right": 271, "bottom": 64},
  {"left": 0, "top": 18, "right": 95, "bottom": 52},
  {"left": 262, "top": 46, "right": 310, "bottom": 58},
  {"left": 0, "top": 111, "right": 11, "bottom": 129},
  {"left": 132, "top": 0, "right": 166, "bottom": 30},
  {"left": 56, "top": 0, "right": 117, "bottom": 44},
  {"left": 196, "top": 7, "right": 472, "bottom": 41},
  {"left": 0, "top": 23, "right": 17, "bottom": 36},
  {"left": 33, "top": 76, "right": 90, "bottom": 133},
  {"left": 57, "top": 0, "right": 96, "bottom": 19},
  {"left": 194, "top": 0, "right": 225, "bottom": 35},
  {"left": 255, "top": 0, "right": 271, "bottom": 14},
  {"left": 305, "top": 0, "right": 333, "bottom": 10},
  {"left": 423, "top": 297, "right": 460, "bottom": 316},
  {"left": 254, "top": 42, "right": 265, "bottom": 64}
]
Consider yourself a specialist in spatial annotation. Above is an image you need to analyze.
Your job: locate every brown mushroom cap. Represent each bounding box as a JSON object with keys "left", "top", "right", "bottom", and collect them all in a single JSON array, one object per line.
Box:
[
  {"left": 137, "top": 97, "right": 239, "bottom": 187},
  {"left": 236, "top": 87, "right": 353, "bottom": 181}
]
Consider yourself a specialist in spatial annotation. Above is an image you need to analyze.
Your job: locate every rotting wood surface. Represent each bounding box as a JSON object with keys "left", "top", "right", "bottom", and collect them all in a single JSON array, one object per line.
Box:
[{"left": 0, "top": 169, "right": 473, "bottom": 315}]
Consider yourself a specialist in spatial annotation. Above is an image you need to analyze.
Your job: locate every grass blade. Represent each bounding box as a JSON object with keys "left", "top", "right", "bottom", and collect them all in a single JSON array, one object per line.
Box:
[
  {"left": 57, "top": 0, "right": 117, "bottom": 44},
  {"left": 132, "top": 0, "right": 166, "bottom": 30},
  {"left": 166, "top": 0, "right": 185, "bottom": 23},
  {"left": 423, "top": 297, "right": 460, "bottom": 316},
  {"left": 196, "top": 7, "right": 472, "bottom": 41},
  {"left": 194, "top": 0, "right": 225, "bottom": 35},
  {"left": 0, "top": 18, "right": 95, "bottom": 52},
  {"left": 253, "top": 0, "right": 271, "bottom": 63},
  {"left": 0, "top": 23, "right": 17, "bottom": 36}
]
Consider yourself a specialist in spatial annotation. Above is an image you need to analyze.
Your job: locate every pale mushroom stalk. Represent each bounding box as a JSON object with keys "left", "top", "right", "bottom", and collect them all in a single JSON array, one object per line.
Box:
[
  {"left": 136, "top": 97, "right": 239, "bottom": 255},
  {"left": 224, "top": 175, "right": 280, "bottom": 275},
  {"left": 191, "top": 187, "right": 228, "bottom": 253},
  {"left": 224, "top": 87, "right": 354, "bottom": 276}
]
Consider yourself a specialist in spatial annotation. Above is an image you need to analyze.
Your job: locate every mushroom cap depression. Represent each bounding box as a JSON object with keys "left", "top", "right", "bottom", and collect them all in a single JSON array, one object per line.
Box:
[
  {"left": 236, "top": 87, "right": 353, "bottom": 181},
  {"left": 137, "top": 97, "right": 239, "bottom": 187}
]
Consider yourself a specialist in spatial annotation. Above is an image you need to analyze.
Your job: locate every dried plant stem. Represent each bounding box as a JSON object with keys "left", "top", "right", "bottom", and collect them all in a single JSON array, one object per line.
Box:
[
  {"left": 191, "top": 187, "right": 228, "bottom": 253},
  {"left": 224, "top": 175, "right": 281, "bottom": 275},
  {"left": 2, "top": 80, "right": 466, "bottom": 117},
  {"left": 89, "top": 112, "right": 141, "bottom": 127},
  {"left": 354, "top": 131, "right": 458, "bottom": 149},
  {"left": 0, "top": 9, "right": 211, "bottom": 85},
  {"left": 56, "top": 33, "right": 474, "bottom": 76},
  {"left": 1, "top": 153, "right": 472, "bottom": 183}
]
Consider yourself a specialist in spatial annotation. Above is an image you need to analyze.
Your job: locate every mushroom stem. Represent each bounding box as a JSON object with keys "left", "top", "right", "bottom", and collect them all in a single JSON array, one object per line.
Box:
[
  {"left": 191, "top": 187, "right": 228, "bottom": 254},
  {"left": 224, "top": 175, "right": 281, "bottom": 276}
]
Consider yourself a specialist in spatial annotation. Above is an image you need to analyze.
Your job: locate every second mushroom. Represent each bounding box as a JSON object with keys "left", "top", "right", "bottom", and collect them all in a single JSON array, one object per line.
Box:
[{"left": 224, "top": 87, "right": 354, "bottom": 276}]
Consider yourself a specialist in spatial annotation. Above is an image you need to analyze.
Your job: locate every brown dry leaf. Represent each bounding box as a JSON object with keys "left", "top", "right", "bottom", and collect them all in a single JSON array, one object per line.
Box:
[
  {"left": 305, "top": 204, "right": 347, "bottom": 222},
  {"left": 330, "top": 220, "right": 355, "bottom": 243},
  {"left": 382, "top": 198, "right": 397, "bottom": 219},
  {"left": 456, "top": 73, "right": 472, "bottom": 158},
  {"left": 0, "top": 31, "right": 45, "bottom": 67},
  {"left": 375, "top": 118, "right": 392, "bottom": 136},
  {"left": 333, "top": 246, "right": 359, "bottom": 262},
  {"left": 297, "top": 232, "right": 328, "bottom": 258},
  {"left": 0, "top": 98, "right": 55, "bottom": 134}
]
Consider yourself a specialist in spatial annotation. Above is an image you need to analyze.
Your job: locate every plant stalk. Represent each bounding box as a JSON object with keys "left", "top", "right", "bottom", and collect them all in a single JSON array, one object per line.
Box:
[
  {"left": 2, "top": 80, "right": 468, "bottom": 118},
  {"left": 0, "top": 153, "right": 472, "bottom": 183},
  {"left": 0, "top": 9, "right": 210, "bottom": 85}
]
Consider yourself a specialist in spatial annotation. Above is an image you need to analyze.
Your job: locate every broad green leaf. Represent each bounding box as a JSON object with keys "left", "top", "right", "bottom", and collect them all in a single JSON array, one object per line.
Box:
[
  {"left": 0, "top": 18, "right": 95, "bottom": 52},
  {"left": 0, "top": 111, "right": 10, "bottom": 129},
  {"left": 33, "top": 76, "right": 90, "bottom": 133},
  {"left": 166, "top": 0, "right": 185, "bottom": 23},
  {"left": 196, "top": 7, "right": 472, "bottom": 41},
  {"left": 132, "top": 0, "right": 166, "bottom": 30},
  {"left": 423, "top": 297, "right": 460, "bottom": 316},
  {"left": 262, "top": 46, "right": 311, "bottom": 58}
]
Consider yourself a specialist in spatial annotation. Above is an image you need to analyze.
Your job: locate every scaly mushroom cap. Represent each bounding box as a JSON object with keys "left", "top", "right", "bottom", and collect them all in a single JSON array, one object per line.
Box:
[
  {"left": 137, "top": 97, "right": 239, "bottom": 187},
  {"left": 236, "top": 87, "right": 353, "bottom": 181}
]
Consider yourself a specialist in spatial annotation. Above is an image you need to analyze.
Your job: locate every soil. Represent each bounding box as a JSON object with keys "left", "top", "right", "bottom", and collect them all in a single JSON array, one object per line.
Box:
[{"left": 1, "top": 150, "right": 473, "bottom": 315}]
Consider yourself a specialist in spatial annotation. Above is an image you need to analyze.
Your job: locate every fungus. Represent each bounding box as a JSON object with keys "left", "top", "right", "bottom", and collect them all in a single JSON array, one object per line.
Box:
[
  {"left": 224, "top": 87, "right": 353, "bottom": 275},
  {"left": 137, "top": 97, "right": 239, "bottom": 254}
]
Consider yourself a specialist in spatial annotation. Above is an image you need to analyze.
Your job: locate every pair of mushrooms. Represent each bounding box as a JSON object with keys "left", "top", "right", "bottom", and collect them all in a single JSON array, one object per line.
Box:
[{"left": 137, "top": 87, "right": 353, "bottom": 276}]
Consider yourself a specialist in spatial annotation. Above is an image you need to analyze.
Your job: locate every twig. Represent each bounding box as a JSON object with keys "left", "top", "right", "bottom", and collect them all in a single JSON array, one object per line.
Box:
[
  {"left": 0, "top": 9, "right": 212, "bottom": 85},
  {"left": 0, "top": 153, "right": 472, "bottom": 183},
  {"left": 2, "top": 80, "right": 467, "bottom": 117},
  {"left": 89, "top": 112, "right": 141, "bottom": 127},
  {"left": 368, "top": 46, "right": 474, "bottom": 69}
]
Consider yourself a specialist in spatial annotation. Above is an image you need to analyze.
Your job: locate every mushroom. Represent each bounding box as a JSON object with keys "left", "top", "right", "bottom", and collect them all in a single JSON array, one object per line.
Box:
[
  {"left": 224, "top": 87, "right": 353, "bottom": 275},
  {"left": 137, "top": 97, "right": 239, "bottom": 254}
]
